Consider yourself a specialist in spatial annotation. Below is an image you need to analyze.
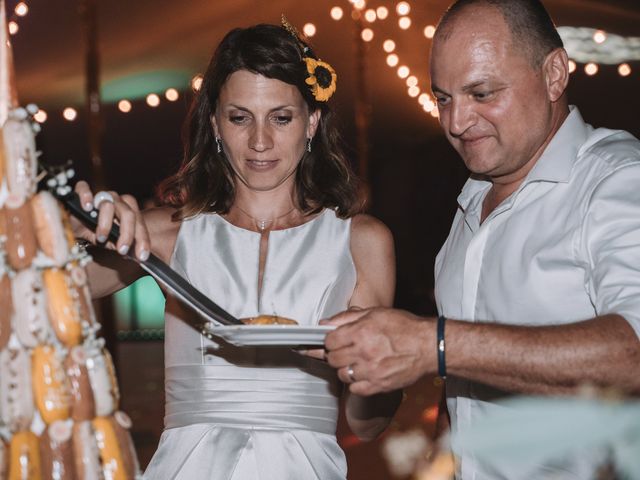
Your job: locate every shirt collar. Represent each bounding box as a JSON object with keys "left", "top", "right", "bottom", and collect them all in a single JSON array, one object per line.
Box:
[
  {"left": 525, "top": 105, "right": 591, "bottom": 184},
  {"left": 456, "top": 106, "right": 592, "bottom": 211}
]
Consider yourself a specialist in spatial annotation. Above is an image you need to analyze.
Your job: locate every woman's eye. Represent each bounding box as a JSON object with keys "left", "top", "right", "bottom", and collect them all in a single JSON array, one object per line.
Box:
[
  {"left": 435, "top": 96, "right": 450, "bottom": 107},
  {"left": 230, "top": 115, "right": 249, "bottom": 124},
  {"left": 272, "top": 115, "right": 292, "bottom": 125}
]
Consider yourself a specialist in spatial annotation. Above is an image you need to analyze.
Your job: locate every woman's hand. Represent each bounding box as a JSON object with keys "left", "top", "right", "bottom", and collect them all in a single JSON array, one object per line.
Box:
[{"left": 73, "top": 180, "right": 151, "bottom": 261}]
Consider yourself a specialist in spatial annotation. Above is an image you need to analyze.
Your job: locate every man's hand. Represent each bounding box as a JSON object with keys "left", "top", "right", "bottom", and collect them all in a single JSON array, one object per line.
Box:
[{"left": 323, "top": 308, "right": 436, "bottom": 395}]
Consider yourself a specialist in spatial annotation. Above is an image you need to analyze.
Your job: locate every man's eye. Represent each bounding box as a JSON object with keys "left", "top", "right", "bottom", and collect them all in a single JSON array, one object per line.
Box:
[
  {"left": 435, "top": 96, "right": 450, "bottom": 106},
  {"left": 473, "top": 91, "right": 494, "bottom": 101}
]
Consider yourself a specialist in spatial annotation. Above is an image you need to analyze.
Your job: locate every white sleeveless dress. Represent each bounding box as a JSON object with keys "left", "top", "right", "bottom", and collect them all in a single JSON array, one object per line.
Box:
[{"left": 143, "top": 209, "right": 356, "bottom": 480}]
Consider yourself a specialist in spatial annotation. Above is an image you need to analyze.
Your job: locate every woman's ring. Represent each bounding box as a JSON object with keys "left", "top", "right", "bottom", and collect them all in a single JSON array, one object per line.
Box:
[
  {"left": 346, "top": 365, "right": 356, "bottom": 383},
  {"left": 93, "top": 191, "right": 115, "bottom": 210}
]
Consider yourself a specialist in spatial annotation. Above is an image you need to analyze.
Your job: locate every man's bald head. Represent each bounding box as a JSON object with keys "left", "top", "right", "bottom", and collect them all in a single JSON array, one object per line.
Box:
[{"left": 435, "top": 0, "right": 563, "bottom": 68}]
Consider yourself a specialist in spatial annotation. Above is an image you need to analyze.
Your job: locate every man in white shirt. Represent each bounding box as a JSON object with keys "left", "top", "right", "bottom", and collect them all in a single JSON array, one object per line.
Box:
[{"left": 324, "top": 0, "right": 640, "bottom": 478}]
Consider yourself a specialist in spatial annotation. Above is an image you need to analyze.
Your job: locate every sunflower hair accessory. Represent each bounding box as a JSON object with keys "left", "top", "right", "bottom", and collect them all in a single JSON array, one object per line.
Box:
[{"left": 281, "top": 15, "right": 337, "bottom": 102}]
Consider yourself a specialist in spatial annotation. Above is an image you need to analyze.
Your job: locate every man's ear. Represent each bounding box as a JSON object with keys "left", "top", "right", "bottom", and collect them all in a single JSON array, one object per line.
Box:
[
  {"left": 307, "top": 109, "right": 321, "bottom": 138},
  {"left": 543, "top": 48, "right": 569, "bottom": 102},
  {"left": 211, "top": 114, "right": 220, "bottom": 138}
]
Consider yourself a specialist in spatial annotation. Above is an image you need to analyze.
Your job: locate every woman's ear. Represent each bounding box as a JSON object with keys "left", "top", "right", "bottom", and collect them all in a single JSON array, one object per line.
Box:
[
  {"left": 543, "top": 48, "right": 569, "bottom": 103},
  {"left": 307, "top": 109, "right": 321, "bottom": 138},
  {"left": 211, "top": 114, "right": 220, "bottom": 138}
]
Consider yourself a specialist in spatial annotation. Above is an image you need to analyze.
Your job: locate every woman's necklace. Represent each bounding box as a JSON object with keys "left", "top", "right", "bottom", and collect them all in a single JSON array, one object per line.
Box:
[{"left": 234, "top": 205, "right": 297, "bottom": 232}]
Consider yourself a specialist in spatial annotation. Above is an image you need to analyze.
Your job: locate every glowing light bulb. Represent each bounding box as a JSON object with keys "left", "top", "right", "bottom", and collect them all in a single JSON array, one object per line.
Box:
[
  {"left": 330, "top": 6, "right": 343, "bottom": 20},
  {"left": 353, "top": 0, "right": 366, "bottom": 10},
  {"left": 376, "top": 6, "right": 389, "bottom": 19},
  {"left": 34, "top": 110, "right": 47, "bottom": 123},
  {"left": 146, "top": 94, "right": 160, "bottom": 107},
  {"left": 430, "top": 108, "right": 440, "bottom": 118},
  {"left": 364, "top": 9, "right": 376, "bottom": 22},
  {"left": 399, "top": 16, "right": 411, "bottom": 29},
  {"left": 118, "top": 100, "right": 132, "bottom": 113},
  {"left": 165, "top": 88, "right": 179, "bottom": 101},
  {"left": 397, "top": 65, "right": 410, "bottom": 78},
  {"left": 14, "top": 2, "right": 28, "bottom": 17},
  {"left": 396, "top": 2, "right": 410, "bottom": 15},
  {"left": 361, "top": 28, "right": 374, "bottom": 42},
  {"left": 406, "top": 75, "right": 418, "bottom": 87},
  {"left": 618, "top": 63, "right": 631, "bottom": 77},
  {"left": 63, "top": 108, "right": 77, "bottom": 121},
  {"left": 593, "top": 30, "right": 606, "bottom": 44},
  {"left": 423, "top": 25, "right": 436, "bottom": 39},
  {"left": 568, "top": 60, "right": 577, "bottom": 73},
  {"left": 418, "top": 93, "right": 430, "bottom": 105},
  {"left": 8, "top": 21, "right": 18, "bottom": 35},
  {"left": 383, "top": 40, "right": 395, "bottom": 52},
  {"left": 584, "top": 63, "right": 598, "bottom": 76},
  {"left": 386, "top": 54, "right": 399, "bottom": 67},
  {"left": 408, "top": 86, "right": 420, "bottom": 97},
  {"left": 303, "top": 23, "right": 316, "bottom": 37},
  {"left": 191, "top": 75, "right": 204, "bottom": 91}
]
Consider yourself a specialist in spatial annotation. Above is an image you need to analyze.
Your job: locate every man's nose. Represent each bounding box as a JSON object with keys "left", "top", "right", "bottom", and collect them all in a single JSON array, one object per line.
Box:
[{"left": 448, "top": 98, "right": 476, "bottom": 138}]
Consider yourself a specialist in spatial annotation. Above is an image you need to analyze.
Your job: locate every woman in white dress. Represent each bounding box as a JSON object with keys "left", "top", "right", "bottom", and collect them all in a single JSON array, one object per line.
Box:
[{"left": 76, "top": 21, "right": 400, "bottom": 480}]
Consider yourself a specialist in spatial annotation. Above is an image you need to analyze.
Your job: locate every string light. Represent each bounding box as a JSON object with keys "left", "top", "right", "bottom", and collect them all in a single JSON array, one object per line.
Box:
[
  {"left": 376, "top": 6, "right": 389, "bottom": 19},
  {"left": 330, "top": 6, "right": 343, "bottom": 20},
  {"left": 593, "top": 30, "right": 607, "bottom": 44},
  {"left": 146, "top": 94, "right": 160, "bottom": 107},
  {"left": 396, "top": 2, "right": 410, "bottom": 16},
  {"left": 303, "top": 23, "right": 316, "bottom": 37},
  {"left": 423, "top": 25, "right": 436, "bottom": 39},
  {"left": 165, "top": 88, "right": 179, "bottom": 101},
  {"left": 353, "top": 0, "right": 366, "bottom": 10},
  {"left": 364, "top": 9, "right": 377, "bottom": 22},
  {"left": 118, "top": 100, "right": 132, "bottom": 113},
  {"left": 383, "top": 40, "right": 396, "bottom": 52},
  {"left": 399, "top": 17, "right": 411, "bottom": 29},
  {"left": 8, "top": 21, "right": 18, "bottom": 35},
  {"left": 14, "top": 2, "right": 28, "bottom": 17},
  {"left": 34, "top": 109, "right": 47, "bottom": 123},
  {"left": 397, "top": 66, "right": 410, "bottom": 78},
  {"left": 63, "top": 108, "right": 77, "bottom": 121},
  {"left": 24, "top": 7, "right": 633, "bottom": 127},
  {"left": 191, "top": 74, "right": 204, "bottom": 91},
  {"left": 585, "top": 63, "right": 598, "bottom": 75},
  {"left": 618, "top": 63, "right": 631, "bottom": 77}
]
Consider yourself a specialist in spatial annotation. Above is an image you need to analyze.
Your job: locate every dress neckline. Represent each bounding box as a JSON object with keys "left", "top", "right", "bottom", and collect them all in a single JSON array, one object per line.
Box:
[{"left": 214, "top": 208, "right": 330, "bottom": 236}]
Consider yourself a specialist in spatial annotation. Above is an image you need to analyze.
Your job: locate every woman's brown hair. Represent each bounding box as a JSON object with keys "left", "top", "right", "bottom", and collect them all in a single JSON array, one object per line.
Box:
[{"left": 158, "top": 24, "right": 360, "bottom": 219}]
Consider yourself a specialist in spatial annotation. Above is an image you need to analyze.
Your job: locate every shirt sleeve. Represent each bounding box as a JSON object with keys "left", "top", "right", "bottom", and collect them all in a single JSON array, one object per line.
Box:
[{"left": 582, "top": 162, "right": 640, "bottom": 338}]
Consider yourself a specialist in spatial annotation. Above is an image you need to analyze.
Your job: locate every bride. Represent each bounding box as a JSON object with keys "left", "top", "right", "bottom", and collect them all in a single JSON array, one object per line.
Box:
[{"left": 75, "top": 21, "right": 400, "bottom": 479}]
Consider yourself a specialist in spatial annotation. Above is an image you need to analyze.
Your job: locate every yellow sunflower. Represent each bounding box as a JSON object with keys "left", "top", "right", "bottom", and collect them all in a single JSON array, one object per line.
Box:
[{"left": 304, "top": 57, "right": 337, "bottom": 102}]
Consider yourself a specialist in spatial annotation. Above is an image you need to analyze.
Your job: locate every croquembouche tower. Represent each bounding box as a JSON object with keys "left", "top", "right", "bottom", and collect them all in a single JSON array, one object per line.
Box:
[{"left": 0, "top": 1, "right": 140, "bottom": 478}]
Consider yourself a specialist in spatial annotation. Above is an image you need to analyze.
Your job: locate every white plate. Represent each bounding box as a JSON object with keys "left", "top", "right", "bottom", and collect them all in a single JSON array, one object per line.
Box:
[{"left": 206, "top": 325, "right": 335, "bottom": 347}]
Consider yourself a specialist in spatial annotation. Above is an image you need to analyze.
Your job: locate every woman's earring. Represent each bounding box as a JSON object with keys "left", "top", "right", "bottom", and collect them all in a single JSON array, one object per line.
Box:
[
  {"left": 215, "top": 137, "right": 223, "bottom": 154},
  {"left": 306, "top": 137, "right": 312, "bottom": 153}
]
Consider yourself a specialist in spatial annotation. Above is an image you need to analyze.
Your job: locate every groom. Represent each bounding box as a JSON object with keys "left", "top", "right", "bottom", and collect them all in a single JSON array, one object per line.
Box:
[{"left": 324, "top": 0, "right": 640, "bottom": 478}]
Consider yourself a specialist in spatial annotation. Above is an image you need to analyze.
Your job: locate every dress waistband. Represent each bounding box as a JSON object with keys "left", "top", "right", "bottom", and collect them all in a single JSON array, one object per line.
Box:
[{"left": 164, "top": 364, "right": 340, "bottom": 435}]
